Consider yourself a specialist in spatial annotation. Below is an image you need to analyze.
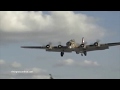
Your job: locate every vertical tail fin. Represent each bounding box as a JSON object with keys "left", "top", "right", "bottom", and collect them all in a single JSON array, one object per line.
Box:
[{"left": 82, "top": 37, "right": 84, "bottom": 44}]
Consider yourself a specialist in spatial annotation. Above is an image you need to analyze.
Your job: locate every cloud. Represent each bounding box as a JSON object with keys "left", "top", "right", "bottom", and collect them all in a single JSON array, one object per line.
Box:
[
  {"left": 0, "top": 59, "right": 5, "bottom": 65},
  {"left": 0, "top": 59, "right": 49, "bottom": 79},
  {"left": 55, "top": 59, "right": 75, "bottom": 67},
  {"left": 11, "top": 61, "right": 21, "bottom": 68},
  {"left": 0, "top": 11, "right": 106, "bottom": 45},
  {"left": 55, "top": 59, "right": 100, "bottom": 67},
  {"left": 83, "top": 60, "right": 99, "bottom": 66},
  {"left": 63, "top": 59, "right": 74, "bottom": 65}
]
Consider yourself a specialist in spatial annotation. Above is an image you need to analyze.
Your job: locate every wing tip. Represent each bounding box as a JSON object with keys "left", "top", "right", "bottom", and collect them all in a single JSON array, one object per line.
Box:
[{"left": 21, "top": 46, "right": 26, "bottom": 48}]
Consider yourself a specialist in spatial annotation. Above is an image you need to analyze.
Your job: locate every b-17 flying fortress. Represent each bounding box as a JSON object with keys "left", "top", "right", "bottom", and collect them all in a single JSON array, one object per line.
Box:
[{"left": 21, "top": 37, "right": 120, "bottom": 57}]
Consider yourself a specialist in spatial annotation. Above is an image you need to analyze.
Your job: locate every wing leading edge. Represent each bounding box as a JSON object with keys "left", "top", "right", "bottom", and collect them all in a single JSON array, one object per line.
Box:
[
  {"left": 76, "top": 42, "right": 120, "bottom": 52},
  {"left": 21, "top": 46, "right": 46, "bottom": 49},
  {"left": 21, "top": 46, "right": 72, "bottom": 52},
  {"left": 106, "top": 42, "right": 120, "bottom": 46}
]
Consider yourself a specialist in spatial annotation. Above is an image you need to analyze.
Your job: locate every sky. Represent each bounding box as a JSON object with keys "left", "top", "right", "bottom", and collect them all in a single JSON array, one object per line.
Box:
[{"left": 0, "top": 11, "right": 120, "bottom": 79}]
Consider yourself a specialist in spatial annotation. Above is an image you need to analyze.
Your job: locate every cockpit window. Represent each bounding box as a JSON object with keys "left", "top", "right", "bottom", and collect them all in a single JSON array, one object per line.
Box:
[
  {"left": 70, "top": 39, "right": 75, "bottom": 42},
  {"left": 66, "top": 41, "right": 71, "bottom": 46}
]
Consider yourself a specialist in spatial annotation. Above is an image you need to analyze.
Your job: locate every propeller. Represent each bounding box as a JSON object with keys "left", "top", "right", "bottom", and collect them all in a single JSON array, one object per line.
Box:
[
  {"left": 58, "top": 41, "right": 62, "bottom": 48},
  {"left": 96, "top": 39, "right": 100, "bottom": 43},
  {"left": 80, "top": 37, "right": 87, "bottom": 48},
  {"left": 48, "top": 42, "right": 52, "bottom": 45},
  {"left": 84, "top": 41, "right": 87, "bottom": 44},
  {"left": 94, "top": 39, "right": 100, "bottom": 46},
  {"left": 46, "top": 42, "right": 52, "bottom": 48},
  {"left": 58, "top": 41, "right": 61, "bottom": 45}
]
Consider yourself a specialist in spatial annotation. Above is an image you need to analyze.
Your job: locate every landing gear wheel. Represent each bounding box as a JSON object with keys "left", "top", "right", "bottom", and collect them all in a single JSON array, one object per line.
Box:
[
  {"left": 84, "top": 51, "right": 87, "bottom": 56},
  {"left": 81, "top": 53, "right": 83, "bottom": 56},
  {"left": 61, "top": 52, "right": 64, "bottom": 57},
  {"left": 76, "top": 52, "right": 79, "bottom": 54}
]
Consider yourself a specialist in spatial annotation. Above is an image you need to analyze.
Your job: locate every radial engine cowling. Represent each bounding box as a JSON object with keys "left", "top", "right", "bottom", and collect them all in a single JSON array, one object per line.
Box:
[
  {"left": 94, "top": 42, "right": 100, "bottom": 47},
  {"left": 80, "top": 44, "right": 87, "bottom": 49},
  {"left": 58, "top": 45, "right": 62, "bottom": 48},
  {"left": 80, "top": 44, "right": 84, "bottom": 47},
  {"left": 46, "top": 45, "right": 50, "bottom": 48}
]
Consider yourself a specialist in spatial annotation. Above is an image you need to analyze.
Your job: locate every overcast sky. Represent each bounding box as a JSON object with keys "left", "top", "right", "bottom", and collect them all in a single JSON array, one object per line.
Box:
[{"left": 0, "top": 11, "right": 120, "bottom": 79}]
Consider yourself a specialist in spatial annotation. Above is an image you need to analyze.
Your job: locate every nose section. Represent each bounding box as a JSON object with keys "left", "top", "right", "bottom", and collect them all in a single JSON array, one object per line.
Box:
[
  {"left": 68, "top": 46, "right": 72, "bottom": 49},
  {"left": 66, "top": 41, "right": 72, "bottom": 49},
  {"left": 66, "top": 42, "right": 71, "bottom": 46}
]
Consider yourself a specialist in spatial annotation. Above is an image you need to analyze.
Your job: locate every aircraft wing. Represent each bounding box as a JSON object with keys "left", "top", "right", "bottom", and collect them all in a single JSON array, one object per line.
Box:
[
  {"left": 21, "top": 46, "right": 68, "bottom": 49},
  {"left": 87, "top": 42, "right": 120, "bottom": 47},
  {"left": 21, "top": 46, "right": 46, "bottom": 49},
  {"left": 105, "top": 42, "right": 120, "bottom": 46},
  {"left": 78, "top": 42, "right": 120, "bottom": 52},
  {"left": 21, "top": 46, "right": 72, "bottom": 52}
]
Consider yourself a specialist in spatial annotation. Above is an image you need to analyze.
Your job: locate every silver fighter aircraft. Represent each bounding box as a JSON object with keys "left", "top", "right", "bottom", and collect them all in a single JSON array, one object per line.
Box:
[{"left": 21, "top": 37, "right": 120, "bottom": 57}]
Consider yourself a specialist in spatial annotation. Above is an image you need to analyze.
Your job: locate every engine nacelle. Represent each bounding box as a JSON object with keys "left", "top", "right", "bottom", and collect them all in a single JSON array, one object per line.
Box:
[
  {"left": 94, "top": 42, "right": 100, "bottom": 47},
  {"left": 79, "top": 44, "right": 87, "bottom": 49},
  {"left": 46, "top": 45, "right": 51, "bottom": 48},
  {"left": 58, "top": 45, "right": 62, "bottom": 48},
  {"left": 80, "top": 44, "right": 84, "bottom": 47},
  {"left": 80, "top": 44, "right": 87, "bottom": 48}
]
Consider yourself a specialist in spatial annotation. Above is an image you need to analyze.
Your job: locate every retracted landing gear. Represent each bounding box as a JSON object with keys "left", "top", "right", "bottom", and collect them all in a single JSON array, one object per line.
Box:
[{"left": 61, "top": 52, "right": 64, "bottom": 57}]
